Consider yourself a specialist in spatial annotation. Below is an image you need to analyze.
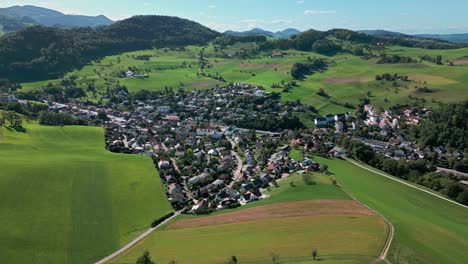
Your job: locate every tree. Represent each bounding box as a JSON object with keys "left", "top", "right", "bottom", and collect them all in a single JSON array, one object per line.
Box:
[
  {"left": 312, "top": 249, "right": 318, "bottom": 260},
  {"left": 98, "top": 111, "right": 108, "bottom": 121},
  {"left": 227, "top": 256, "right": 238, "bottom": 264},
  {"left": 319, "top": 164, "right": 328, "bottom": 173},
  {"left": 270, "top": 252, "right": 280, "bottom": 264},
  {"left": 456, "top": 189, "right": 468, "bottom": 205},
  {"left": 136, "top": 250, "right": 156, "bottom": 264}
]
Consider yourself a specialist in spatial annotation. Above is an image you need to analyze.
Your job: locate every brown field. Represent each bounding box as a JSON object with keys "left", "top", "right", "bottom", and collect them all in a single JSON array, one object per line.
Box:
[
  {"left": 408, "top": 74, "right": 457, "bottom": 85},
  {"left": 453, "top": 59, "right": 468, "bottom": 65},
  {"left": 189, "top": 80, "right": 219, "bottom": 88},
  {"left": 323, "top": 76, "right": 374, "bottom": 84},
  {"left": 167, "top": 199, "right": 374, "bottom": 230},
  {"left": 239, "top": 62, "right": 292, "bottom": 71}
]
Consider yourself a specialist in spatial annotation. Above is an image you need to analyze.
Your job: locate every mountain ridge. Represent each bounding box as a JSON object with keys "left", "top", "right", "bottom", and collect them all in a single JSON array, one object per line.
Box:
[
  {"left": 0, "top": 5, "right": 113, "bottom": 32},
  {"left": 224, "top": 28, "right": 301, "bottom": 38}
]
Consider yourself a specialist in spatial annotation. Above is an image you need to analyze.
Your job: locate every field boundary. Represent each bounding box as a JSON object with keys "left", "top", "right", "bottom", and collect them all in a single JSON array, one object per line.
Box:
[
  {"left": 94, "top": 212, "right": 180, "bottom": 264},
  {"left": 346, "top": 158, "right": 468, "bottom": 209},
  {"left": 337, "top": 181, "right": 393, "bottom": 264}
]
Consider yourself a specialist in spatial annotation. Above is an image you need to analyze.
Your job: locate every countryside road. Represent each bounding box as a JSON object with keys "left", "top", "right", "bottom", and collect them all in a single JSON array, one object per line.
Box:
[{"left": 94, "top": 212, "right": 180, "bottom": 264}]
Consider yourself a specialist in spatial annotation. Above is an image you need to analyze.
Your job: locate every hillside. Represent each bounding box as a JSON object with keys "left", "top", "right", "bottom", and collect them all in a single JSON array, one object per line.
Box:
[
  {"left": 314, "top": 157, "right": 468, "bottom": 264},
  {"left": 0, "top": 124, "right": 172, "bottom": 264},
  {"left": 111, "top": 172, "right": 388, "bottom": 264},
  {"left": 0, "top": 15, "right": 220, "bottom": 82},
  {"left": 0, "top": 5, "right": 112, "bottom": 29},
  {"left": 416, "top": 33, "right": 468, "bottom": 43}
]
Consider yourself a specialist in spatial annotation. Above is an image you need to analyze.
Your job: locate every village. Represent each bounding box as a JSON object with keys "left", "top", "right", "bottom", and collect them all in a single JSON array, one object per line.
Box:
[{"left": 39, "top": 83, "right": 465, "bottom": 214}]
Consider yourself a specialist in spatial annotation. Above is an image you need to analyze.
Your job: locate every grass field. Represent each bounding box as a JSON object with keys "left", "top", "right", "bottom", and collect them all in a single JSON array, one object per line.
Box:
[
  {"left": 0, "top": 124, "right": 172, "bottom": 264},
  {"left": 110, "top": 172, "right": 388, "bottom": 264},
  {"left": 313, "top": 156, "right": 468, "bottom": 264},
  {"left": 20, "top": 46, "right": 468, "bottom": 114}
]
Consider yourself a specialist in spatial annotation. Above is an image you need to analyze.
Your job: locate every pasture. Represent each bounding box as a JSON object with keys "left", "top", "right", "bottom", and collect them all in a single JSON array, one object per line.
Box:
[
  {"left": 313, "top": 156, "right": 468, "bottom": 264},
  {"left": 110, "top": 172, "right": 388, "bottom": 264},
  {"left": 20, "top": 46, "right": 468, "bottom": 115},
  {"left": 0, "top": 124, "right": 172, "bottom": 264}
]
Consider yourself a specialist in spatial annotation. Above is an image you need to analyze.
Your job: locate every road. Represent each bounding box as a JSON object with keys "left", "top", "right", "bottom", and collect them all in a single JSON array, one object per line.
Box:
[
  {"left": 346, "top": 158, "right": 468, "bottom": 209},
  {"left": 94, "top": 211, "right": 180, "bottom": 264},
  {"left": 226, "top": 136, "right": 244, "bottom": 188},
  {"left": 436, "top": 166, "right": 468, "bottom": 178},
  {"left": 218, "top": 125, "right": 280, "bottom": 136}
]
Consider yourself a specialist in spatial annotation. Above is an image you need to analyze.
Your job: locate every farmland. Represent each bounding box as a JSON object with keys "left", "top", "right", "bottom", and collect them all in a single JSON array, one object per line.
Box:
[
  {"left": 20, "top": 46, "right": 468, "bottom": 114},
  {"left": 110, "top": 172, "right": 388, "bottom": 264},
  {"left": 0, "top": 124, "right": 172, "bottom": 264},
  {"left": 313, "top": 156, "right": 468, "bottom": 264}
]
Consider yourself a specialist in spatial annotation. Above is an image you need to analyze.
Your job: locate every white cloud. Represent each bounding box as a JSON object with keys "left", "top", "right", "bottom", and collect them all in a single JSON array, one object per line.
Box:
[
  {"left": 208, "top": 4, "right": 216, "bottom": 9},
  {"left": 143, "top": 2, "right": 151, "bottom": 6},
  {"left": 297, "top": 0, "right": 305, "bottom": 4},
  {"left": 271, "top": 19, "right": 293, "bottom": 24},
  {"left": 304, "top": 10, "right": 336, "bottom": 15}
]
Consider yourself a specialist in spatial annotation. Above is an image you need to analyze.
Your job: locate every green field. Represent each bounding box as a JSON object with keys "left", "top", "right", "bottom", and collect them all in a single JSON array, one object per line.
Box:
[
  {"left": 21, "top": 46, "right": 468, "bottom": 114},
  {"left": 110, "top": 172, "right": 388, "bottom": 264},
  {"left": 0, "top": 124, "right": 172, "bottom": 264},
  {"left": 313, "top": 156, "right": 468, "bottom": 264}
]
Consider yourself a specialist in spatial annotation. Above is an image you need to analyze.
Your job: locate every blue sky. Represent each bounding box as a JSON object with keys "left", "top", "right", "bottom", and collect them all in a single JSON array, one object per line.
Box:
[{"left": 1, "top": 0, "right": 468, "bottom": 34}]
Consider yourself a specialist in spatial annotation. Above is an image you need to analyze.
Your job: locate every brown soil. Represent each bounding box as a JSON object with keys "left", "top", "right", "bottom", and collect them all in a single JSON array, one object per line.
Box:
[
  {"left": 167, "top": 199, "right": 374, "bottom": 230},
  {"left": 323, "top": 76, "right": 373, "bottom": 84},
  {"left": 453, "top": 59, "right": 468, "bottom": 65},
  {"left": 239, "top": 63, "right": 291, "bottom": 71},
  {"left": 190, "top": 80, "right": 218, "bottom": 88}
]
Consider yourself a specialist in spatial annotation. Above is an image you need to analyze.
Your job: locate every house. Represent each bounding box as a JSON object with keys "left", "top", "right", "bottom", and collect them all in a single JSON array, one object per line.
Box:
[
  {"left": 169, "top": 183, "right": 186, "bottom": 203},
  {"left": 335, "top": 121, "right": 345, "bottom": 133},
  {"left": 188, "top": 172, "right": 210, "bottom": 186},
  {"left": 215, "top": 187, "right": 240, "bottom": 202},
  {"left": 351, "top": 121, "right": 360, "bottom": 131},
  {"left": 157, "top": 106, "right": 171, "bottom": 113},
  {"left": 314, "top": 118, "right": 327, "bottom": 128},
  {"left": 208, "top": 148, "right": 219, "bottom": 156},
  {"left": 158, "top": 159, "right": 171, "bottom": 169},
  {"left": 334, "top": 113, "right": 347, "bottom": 122},
  {"left": 0, "top": 94, "right": 17, "bottom": 102},
  {"left": 329, "top": 146, "right": 346, "bottom": 158},
  {"left": 270, "top": 53, "right": 283, "bottom": 58}
]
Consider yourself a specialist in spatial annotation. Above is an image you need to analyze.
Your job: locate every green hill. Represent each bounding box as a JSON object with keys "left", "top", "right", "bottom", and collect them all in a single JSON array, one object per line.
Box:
[
  {"left": 0, "top": 15, "right": 220, "bottom": 82},
  {"left": 313, "top": 156, "right": 468, "bottom": 264},
  {"left": 0, "top": 124, "right": 172, "bottom": 264}
]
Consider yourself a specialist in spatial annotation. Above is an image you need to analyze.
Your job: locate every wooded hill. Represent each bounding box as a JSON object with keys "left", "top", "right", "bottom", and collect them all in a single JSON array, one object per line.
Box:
[{"left": 0, "top": 15, "right": 220, "bottom": 82}]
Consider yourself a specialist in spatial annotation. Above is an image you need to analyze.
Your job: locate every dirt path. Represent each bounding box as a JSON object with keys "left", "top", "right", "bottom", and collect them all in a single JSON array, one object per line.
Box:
[
  {"left": 346, "top": 158, "right": 468, "bottom": 209},
  {"left": 94, "top": 212, "right": 180, "bottom": 264}
]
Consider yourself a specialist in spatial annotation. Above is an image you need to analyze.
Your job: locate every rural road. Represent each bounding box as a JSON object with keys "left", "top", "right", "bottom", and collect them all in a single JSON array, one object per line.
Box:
[
  {"left": 436, "top": 166, "right": 468, "bottom": 178},
  {"left": 94, "top": 212, "right": 180, "bottom": 264},
  {"left": 226, "top": 137, "right": 243, "bottom": 188},
  {"left": 346, "top": 158, "right": 468, "bottom": 209}
]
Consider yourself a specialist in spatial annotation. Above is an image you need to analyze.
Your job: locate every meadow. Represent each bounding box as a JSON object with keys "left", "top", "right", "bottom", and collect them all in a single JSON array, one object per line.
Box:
[
  {"left": 110, "top": 172, "right": 388, "bottom": 264},
  {"left": 313, "top": 156, "right": 468, "bottom": 264},
  {"left": 20, "top": 46, "right": 468, "bottom": 114},
  {"left": 0, "top": 124, "right": 172, "bottom": 264}
]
